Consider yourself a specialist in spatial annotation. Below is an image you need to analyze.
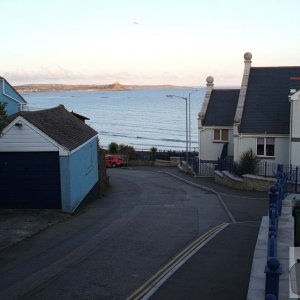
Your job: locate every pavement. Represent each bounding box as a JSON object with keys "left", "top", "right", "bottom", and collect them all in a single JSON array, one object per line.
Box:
[
  {"left": 0, "top": 167, "right": 268, "bottom": 299},
  {"left": 0, "top": 209, "right": 69, "bottom": 251}
]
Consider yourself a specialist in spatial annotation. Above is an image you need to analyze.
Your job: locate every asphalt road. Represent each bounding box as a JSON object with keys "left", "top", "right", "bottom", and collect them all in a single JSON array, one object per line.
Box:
[{"left": 0, "top": 167, "right": 233, "bottom": 300}]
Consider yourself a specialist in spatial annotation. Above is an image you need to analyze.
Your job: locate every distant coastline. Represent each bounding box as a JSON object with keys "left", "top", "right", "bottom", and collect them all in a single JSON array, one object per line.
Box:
[{"left": 14, "top": 82, "right": 190, "bottom": 93}]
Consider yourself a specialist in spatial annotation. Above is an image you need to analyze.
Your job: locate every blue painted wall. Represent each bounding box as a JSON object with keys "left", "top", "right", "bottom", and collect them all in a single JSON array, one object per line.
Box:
[
  {"left": 0, "top": 79, "right": 27, "bottom": 116},
  {"left": 60, "top": 138, "right": 99, "bottom": 213}
]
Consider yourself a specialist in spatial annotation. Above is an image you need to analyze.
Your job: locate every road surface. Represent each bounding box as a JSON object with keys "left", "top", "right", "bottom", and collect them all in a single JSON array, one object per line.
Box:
[{"left": 0, "top": 167, "right": 267, "bottom": 299}]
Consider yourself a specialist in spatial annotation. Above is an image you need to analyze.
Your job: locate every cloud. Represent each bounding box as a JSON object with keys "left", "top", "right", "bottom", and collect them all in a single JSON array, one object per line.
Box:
[
  {"left": 3, "top": 66, "right": 239, "bottom": 86},
  {"left": 3, "top": 67, "right": 84, "bottom": 84}
]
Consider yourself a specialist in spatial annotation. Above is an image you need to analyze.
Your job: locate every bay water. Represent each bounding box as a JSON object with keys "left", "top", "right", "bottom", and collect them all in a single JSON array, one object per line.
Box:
[{"left": 23, "top": 88, "right": 205, "bottom": 151}]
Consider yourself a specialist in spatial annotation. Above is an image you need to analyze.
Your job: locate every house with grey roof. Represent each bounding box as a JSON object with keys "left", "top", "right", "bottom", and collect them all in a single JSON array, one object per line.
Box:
[
  {"left": 0, "top": 76, "right": 27, "bottom": 115},
  {"left": 0, "top": 105, "right": 99, "bottom": 213},
  {"left": 198, "top": 77, "right": 239, "bottom": 162},
  {"left": 199, "top": 52, "right": 300, "bottom": 167}
]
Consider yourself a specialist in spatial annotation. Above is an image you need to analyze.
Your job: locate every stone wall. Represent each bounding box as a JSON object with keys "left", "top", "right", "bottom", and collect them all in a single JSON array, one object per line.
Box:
[{"left": 214, "top": 171, "right": 276, "bottom": 191}]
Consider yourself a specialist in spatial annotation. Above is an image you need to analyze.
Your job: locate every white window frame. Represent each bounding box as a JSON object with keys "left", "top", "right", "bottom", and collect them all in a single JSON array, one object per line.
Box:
[
  {"left": 256, "top": 137, "right": 275, "bottom": 157},
  {"left": 213, "top": 129, "right": 229, "bottom": 142}
]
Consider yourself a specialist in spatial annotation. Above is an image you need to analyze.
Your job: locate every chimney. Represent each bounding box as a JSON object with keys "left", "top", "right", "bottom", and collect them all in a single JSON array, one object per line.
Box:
[
  {"left": 234, "top": 52, "right": 252, "bottom": 124},
  {"left": 198, "top": 76, "right": 214, "bottom": 122}
]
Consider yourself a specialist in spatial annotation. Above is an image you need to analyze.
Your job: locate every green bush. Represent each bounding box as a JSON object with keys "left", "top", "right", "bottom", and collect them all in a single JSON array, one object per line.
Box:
[
  {"left": 108, "top": 142, "right": 118, "bottom": 154},
  {"left": 0, "top": 103, "right": 8, "bottom": 133},
  {"left": 239, "top": 149, "right": 259, "bottom": 175},
  {"left": 119, "top": 144, "right": 135, "bottom": 160},
  {"left": 150, "top": 147, "right": 157, "bottom": 160}
]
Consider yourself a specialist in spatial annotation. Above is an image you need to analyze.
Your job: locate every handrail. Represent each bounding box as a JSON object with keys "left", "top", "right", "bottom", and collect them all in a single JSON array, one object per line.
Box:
[{"left": 264, "top": 169, "right": 286, "bottom": 299}]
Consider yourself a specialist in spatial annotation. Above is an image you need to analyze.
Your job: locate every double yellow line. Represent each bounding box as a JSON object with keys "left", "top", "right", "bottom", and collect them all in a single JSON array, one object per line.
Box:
[{"left": 127, "top": 222, "right": 229, "bottom": 300}]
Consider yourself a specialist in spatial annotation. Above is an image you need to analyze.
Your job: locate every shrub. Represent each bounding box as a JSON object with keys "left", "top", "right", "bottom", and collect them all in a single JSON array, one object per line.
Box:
[
  {"left": 239, "top": 149, "right": 259, "bottom": 175},
  {"left": 150, "top": 147, "right": 157, "bottom": 160},
  {"left": 108, "top": 142, "right": 118, "bottom": 154},
  {"left": 0, "top": 102, "right": 8, "bottom": 133},
  {"left": 119, "top": 144, "right": 135, "bottom": 160}
]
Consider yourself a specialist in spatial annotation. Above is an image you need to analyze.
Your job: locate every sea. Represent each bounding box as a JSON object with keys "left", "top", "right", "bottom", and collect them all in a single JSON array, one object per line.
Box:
[{"left": 22, "top": 88, "right": 205, "bottom": 151}]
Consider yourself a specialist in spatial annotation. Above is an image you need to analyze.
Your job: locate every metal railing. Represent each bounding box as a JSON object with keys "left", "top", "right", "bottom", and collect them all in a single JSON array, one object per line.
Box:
[
  {"left": 190, "top": 158, "right": 216, "bottom": 177},
  {"left": 264, "top": 168, "right": 286, "bottom": 299}
]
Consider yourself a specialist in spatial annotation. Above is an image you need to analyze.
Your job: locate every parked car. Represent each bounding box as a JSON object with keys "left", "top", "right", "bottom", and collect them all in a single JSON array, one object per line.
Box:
[{"left": 105, "top": 154, "right": 126, "bottom": 168}]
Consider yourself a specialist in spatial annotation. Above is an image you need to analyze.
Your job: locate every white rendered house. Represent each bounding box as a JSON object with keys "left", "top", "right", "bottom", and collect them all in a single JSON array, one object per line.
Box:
[{"left": 199, "top": 52, "right": 300, "bottom": 167}]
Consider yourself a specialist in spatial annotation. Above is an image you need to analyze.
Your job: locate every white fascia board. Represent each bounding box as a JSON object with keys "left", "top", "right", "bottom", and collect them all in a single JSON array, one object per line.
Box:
[
  {"left": 291, "top": 90, "right": 300, "bottom": 101},
  {"left": 1, "top": 80, "right": 24, "bottom": 104},
  {"left": 1, "top": 116, "right": 69, "bottom": 156},
  {"left": 68, "top": 134, "right": 98, "bottom": 155},
  {"left": 237, "top": 133, "right": 289, "bottom": 138}
]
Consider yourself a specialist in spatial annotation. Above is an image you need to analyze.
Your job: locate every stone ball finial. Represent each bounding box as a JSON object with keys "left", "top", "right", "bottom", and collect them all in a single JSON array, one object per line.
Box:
[
  {"left": 244, "top": 52, "right": 252, "bottom": 61},
  {"left": 206, "top": 76, "right": 214, "bottom": 84}
]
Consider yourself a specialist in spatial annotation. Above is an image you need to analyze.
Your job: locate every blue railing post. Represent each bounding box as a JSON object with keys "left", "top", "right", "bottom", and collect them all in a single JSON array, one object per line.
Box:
[
  {"left": 265, "top": 256, "right": 282, "bottom": 299},
  {"left": 265, "top": 185, "right": 282, "bottom": 299},
  {"left": 269, "top": 185, "right": 279, "bottom": 221}
]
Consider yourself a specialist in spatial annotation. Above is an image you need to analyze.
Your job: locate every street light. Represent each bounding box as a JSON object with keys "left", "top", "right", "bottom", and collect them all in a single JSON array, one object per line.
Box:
[
  {"left": 188, "top": 89, "right": 199, "bottom": 153},
  {"left": 166, "top": 94, "right": 188, "bottom": 163}
]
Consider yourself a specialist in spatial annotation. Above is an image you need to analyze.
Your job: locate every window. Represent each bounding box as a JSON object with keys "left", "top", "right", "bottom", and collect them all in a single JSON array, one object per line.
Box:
[
  {"left": 256, "top": 137, "right": 275, "bottom": 157},
  {"left": 213, "top": 129, "right": 229, "bottom": 142}
]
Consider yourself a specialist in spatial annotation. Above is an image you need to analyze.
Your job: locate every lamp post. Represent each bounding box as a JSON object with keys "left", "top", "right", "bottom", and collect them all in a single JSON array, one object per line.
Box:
[
  {"left": 188, "top": 89, "right": 199, "bottom": 153},
  {"left": 166, "top": 94, "right": 188, "bottom": 162}
]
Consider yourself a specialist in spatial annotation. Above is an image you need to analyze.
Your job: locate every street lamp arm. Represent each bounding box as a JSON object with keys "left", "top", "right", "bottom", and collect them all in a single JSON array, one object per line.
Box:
[
  {"left": 166, "top": 94, "right": 188, "bottom": 163},
  {"left": 166, "top": 94, "right": 188, "bottom": 101},
  {"left": 188, "top": 89, "right": 199, "bottom": 153},
  {"left": 188, "top": 89, "right": 199, "bottom": 98}
]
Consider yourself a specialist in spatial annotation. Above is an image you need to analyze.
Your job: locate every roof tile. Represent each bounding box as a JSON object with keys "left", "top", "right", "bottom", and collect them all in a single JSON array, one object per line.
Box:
[
  {"left": 10, "top": 106, "right": 97, "bottom": 151},
  {"left": 240, "top": 67, "right": 300, "bottom": 134},
  {"left": 203, "top": 89, "right": 240, "bottom": 126}
]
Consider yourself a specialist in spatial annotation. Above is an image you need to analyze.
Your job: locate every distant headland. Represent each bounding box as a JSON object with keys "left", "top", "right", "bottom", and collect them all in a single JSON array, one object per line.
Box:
[{"left": 14, "top": 82, "right": 188, "bottom": 93}]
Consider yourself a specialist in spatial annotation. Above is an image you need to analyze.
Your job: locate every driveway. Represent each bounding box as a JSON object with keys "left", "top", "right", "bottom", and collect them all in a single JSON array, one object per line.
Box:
[{"left": 0, "top": 167, "right": 268, "bottom": 299}]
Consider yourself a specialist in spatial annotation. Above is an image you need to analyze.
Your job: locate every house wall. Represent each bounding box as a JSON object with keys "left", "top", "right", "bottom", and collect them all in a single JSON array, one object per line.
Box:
[
  {"left": 234, "top": 135, "right": 289, "bottom": 164},
  {"left": 1, "top": 94, "right": 20, "bottom": 116},
  {"left": 291, "top": 143, "right": 300, "bottom": 166},
  {"left": 60, "top": 138, "right": 99, "bottom": 213},
  {"left": 0, "top": 79, "right": 26, "bottom": 115},
  {"left": 0, "top": 121, "right": 58, "bottom": 152},
  {"left": 199, "top": 127, "right": 234, "bottom": 161}
]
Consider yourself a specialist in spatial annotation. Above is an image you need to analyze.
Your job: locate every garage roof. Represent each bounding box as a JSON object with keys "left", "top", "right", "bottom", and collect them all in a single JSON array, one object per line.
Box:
[{"left": 10, "top": 106, "right": 98, "bottom": 151}]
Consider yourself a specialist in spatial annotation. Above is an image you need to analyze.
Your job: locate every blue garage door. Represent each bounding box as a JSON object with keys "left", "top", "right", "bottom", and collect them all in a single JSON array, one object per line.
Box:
[{"left": 0, "top": 152, "right": 61, "bottom": 209}]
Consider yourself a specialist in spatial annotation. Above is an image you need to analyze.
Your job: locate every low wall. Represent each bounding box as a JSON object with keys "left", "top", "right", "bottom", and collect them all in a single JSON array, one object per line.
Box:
[
  {"left": 214, "top": 171, "right": 276, "bottom": 192},
  {"left": 170, "top": 157, "right": 181, "bottom": 166},
  {"left": 128, "top": 159, "right": 154, "bottom": 166},
  {"left": 128, "top": 157, "right": 180, "bottom": 167},
  {"left": 154, "top": 157, "right": 180, "bottom": 167}
]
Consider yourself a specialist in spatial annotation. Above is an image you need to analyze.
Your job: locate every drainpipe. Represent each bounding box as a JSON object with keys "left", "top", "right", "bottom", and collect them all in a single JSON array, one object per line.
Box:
[{"left": 289, "top": 95, "right": 293, "bottom": 166}]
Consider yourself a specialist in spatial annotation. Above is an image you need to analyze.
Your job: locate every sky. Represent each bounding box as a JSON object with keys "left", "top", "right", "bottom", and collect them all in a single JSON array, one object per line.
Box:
[{"left": 1, "top": 0, "right": 299, "bottom": 86}]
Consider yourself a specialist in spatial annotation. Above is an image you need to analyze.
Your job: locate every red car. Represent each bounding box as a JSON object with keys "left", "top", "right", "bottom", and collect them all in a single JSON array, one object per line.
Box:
[{"left": 105, "top": 154, "right": 126, "bottom": 168}]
